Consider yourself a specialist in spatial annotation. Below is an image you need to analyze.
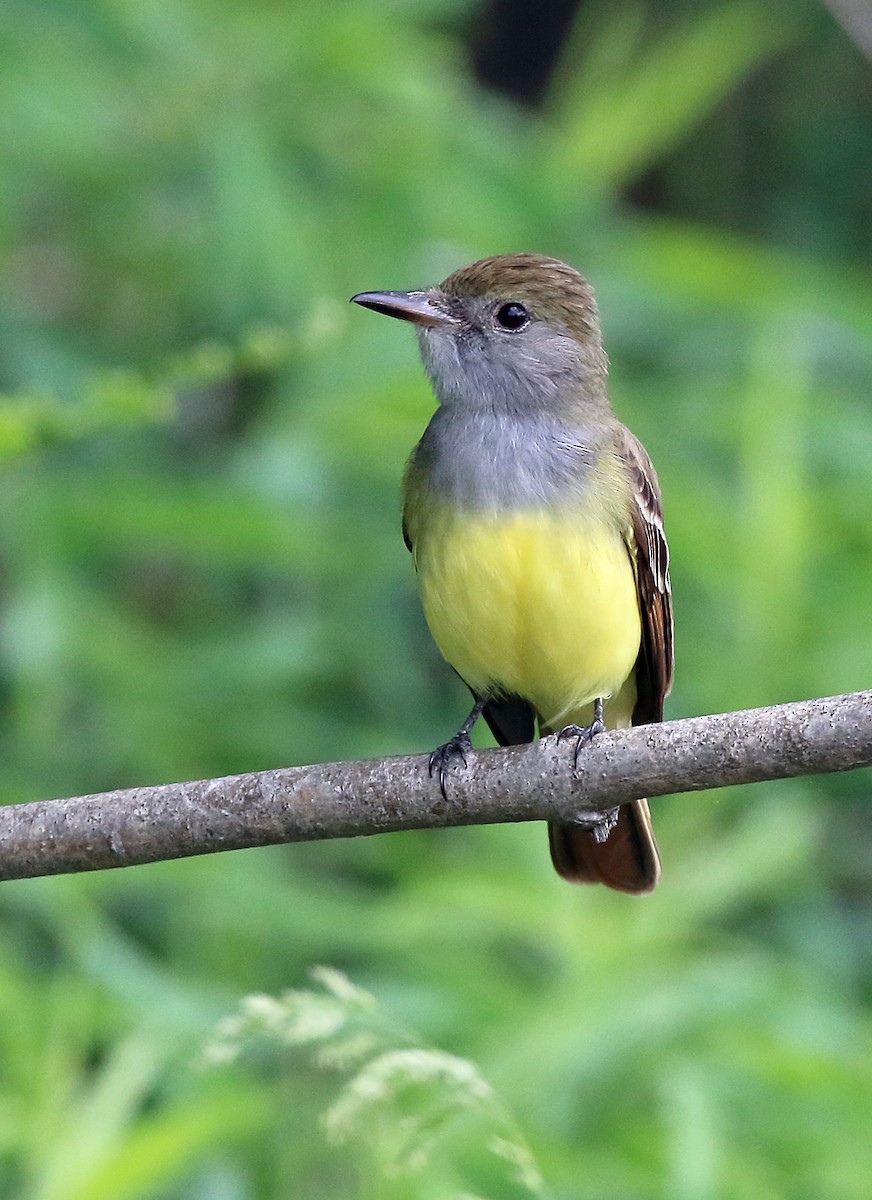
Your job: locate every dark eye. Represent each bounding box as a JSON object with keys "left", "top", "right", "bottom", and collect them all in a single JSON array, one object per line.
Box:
[{"left": 495, "top": 302, "right": 529, "bottom": 331}]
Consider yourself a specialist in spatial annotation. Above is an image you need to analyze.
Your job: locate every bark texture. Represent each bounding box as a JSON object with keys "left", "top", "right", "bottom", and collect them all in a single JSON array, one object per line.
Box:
[{"left": 0, "top": 691, "right": 870, "bottom": 882}]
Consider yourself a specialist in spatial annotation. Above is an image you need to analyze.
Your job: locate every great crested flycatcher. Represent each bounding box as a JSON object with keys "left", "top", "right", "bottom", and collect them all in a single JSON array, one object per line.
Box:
[{"left": 352, "top": 253, "right": 673, "bottom": 894}]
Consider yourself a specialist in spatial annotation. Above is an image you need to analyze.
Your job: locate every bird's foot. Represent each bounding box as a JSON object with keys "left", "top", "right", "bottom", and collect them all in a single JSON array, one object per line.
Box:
[
  {"left": 429, "top": 732, "right": 473, "bottom": 801},
  {"left": 557, "top": 697, "right": 616, "bottom": 839},
  {"left": 569, "top": 805, "right": 620, "bottom": 843},
  {"left": 557, "top": 697, "right": 606, "bottom": 769},
  {"left": 428, "top": 697, "right": 486, "bottom": 800}
]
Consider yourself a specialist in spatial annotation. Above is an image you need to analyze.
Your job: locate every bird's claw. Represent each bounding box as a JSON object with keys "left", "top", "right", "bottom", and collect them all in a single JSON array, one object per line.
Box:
[
  {"left": 557, "top": 714, "right": 606, "bottom": 769},
  {"left": 557, "top": 698, "right": 616, "bottom": 841},
  {"left": 428, "top": 733, "right": 473, "bottom": 800},
  {"left": 576, "top": 806, "right": 620, "bottom": 843}
]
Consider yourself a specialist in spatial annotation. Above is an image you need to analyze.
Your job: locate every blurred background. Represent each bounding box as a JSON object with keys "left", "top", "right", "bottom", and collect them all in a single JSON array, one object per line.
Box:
[{"left": 1, "top": 0, "right": 871, "bottom": 1196}]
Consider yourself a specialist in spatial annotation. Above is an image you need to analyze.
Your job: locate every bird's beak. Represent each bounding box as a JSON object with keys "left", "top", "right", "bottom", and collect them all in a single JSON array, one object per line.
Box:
[{"left": 350, "top": 289, "right": 456, "bottom": 329}]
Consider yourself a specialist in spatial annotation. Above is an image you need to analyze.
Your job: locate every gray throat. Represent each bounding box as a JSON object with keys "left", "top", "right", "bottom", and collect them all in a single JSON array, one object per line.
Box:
[{"left": 412, "top": 406, "right": 602, "bottom": 511}]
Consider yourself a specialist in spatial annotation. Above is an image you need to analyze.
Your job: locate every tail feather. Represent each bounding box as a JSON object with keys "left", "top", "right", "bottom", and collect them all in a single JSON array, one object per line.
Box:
[
  {"left": 548, "top": 799, "right": 660, "bottom": 894},
  {"left": 481, "top": 692, "right": 660, "bottom": 894}
]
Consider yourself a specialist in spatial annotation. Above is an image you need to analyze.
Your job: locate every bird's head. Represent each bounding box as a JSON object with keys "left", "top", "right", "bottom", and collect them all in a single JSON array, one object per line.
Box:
[{"left": 351, "top": 253, "right": 610, "bottom": 417}]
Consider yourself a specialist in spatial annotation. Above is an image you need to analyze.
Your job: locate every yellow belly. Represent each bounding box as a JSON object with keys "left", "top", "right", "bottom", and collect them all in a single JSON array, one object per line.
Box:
[{"left": 415, "top": 507, "right": 641, "bottom": 730}]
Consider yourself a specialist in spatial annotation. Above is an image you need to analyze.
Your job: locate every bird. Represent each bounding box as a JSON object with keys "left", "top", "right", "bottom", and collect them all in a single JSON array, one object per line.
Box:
[{"left": 351, "top": 253, "right": 673, "bottom": 893}]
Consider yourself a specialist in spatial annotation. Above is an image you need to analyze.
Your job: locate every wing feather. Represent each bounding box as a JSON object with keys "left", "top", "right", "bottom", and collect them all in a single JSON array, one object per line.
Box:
[{"left": 616, "top": 427, "right": 674, "bottom": 724}]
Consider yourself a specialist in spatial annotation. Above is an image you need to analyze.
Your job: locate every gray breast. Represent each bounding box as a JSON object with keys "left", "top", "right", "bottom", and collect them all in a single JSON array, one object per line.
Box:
[{"left": 413, "top": 407, "right": 598, "bottom": 510}]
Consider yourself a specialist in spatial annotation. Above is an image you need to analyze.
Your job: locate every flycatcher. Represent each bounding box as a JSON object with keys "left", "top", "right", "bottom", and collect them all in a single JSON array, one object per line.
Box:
[{"left": 352, "top": 254, "right": 673, "bottom": 893}]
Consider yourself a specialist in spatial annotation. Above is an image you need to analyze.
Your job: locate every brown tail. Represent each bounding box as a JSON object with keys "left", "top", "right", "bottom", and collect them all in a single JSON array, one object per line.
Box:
[
  {"left": 481, "top": 695, "right": 661, "bottom": 893},
  {"left": 548, "top": 799, "right": 660, "bottom": 894}
]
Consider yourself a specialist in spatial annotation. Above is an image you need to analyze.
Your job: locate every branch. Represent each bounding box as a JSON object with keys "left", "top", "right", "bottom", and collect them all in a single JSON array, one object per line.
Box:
[
  {"left": 821, "top": 0, "right": 872, "bottom": 61},
  {"left": 1, "top": 691, "right": 870, "bottom": 882}
]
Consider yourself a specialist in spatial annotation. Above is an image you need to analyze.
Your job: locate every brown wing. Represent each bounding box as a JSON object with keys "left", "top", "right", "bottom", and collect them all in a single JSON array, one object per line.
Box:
[
  {"left": 549, "top": 426, "right": 672, "bottom": 894},
  {"left": 616, "top": 426, "right": 674, "bottom": 725}
]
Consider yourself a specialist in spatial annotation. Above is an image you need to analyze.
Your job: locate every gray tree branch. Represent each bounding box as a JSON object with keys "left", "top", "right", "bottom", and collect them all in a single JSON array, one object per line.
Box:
[
  {"left": 0, "top": 690, "right": 870, "bottom": 882},
  {"left": 821, "top": 0, "right": 872, "bottom": 62}
]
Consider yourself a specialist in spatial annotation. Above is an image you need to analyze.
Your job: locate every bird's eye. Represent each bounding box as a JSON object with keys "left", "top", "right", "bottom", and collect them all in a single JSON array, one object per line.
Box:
[{"left": 494, "top": 302, "right": 529, "bottom": 331}]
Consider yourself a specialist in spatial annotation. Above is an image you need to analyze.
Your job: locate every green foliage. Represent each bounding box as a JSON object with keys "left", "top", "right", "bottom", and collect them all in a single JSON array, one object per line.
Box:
[
  {"left": 1, "top": 0, "right": 871, "bottom": 1197},
  {"left": 205, "top": 968, "right": 543, "bottom": 1198},
  {"left": 544, "top": 0, "right": 798, "bottom": 193}
]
